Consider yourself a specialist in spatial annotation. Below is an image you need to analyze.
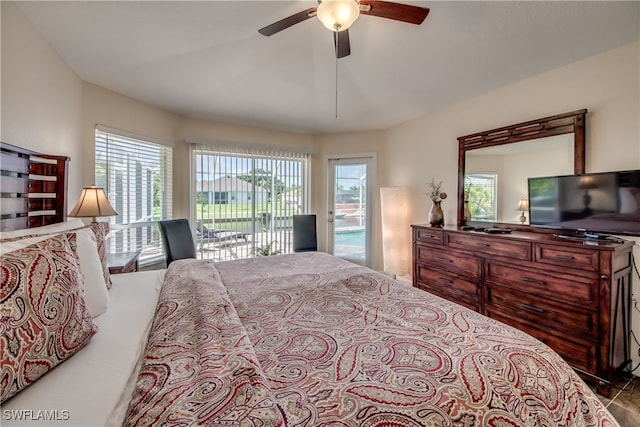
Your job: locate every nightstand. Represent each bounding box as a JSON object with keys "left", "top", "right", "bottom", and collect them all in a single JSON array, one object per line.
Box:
[{"left": 107, "top": 250, "right": 141, "bottom": 274}]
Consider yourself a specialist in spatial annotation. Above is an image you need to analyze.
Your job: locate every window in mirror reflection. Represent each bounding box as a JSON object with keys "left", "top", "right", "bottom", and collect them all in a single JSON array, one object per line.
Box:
[{"left": 465, "top": 174, "right": 497, "bottom": 222}]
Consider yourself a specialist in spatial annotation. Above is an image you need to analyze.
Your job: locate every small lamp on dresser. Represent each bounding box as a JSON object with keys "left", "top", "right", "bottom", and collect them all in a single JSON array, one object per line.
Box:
[
  {"left": 517, "top": 198, "right": 528, "bottom": 224},
  {"left": 68, "top": 186, "right": 118, "bottom": 223}
]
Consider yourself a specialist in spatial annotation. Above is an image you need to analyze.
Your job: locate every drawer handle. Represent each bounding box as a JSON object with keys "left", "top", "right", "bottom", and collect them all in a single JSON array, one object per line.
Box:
[
  {"left": 522, "top": 303, "right": 545, "bottom": 313},
  {"left": 477, "top": 243, "right": 490, "bottom": 247},
  {"left": 522, "top": 276, "right": 546, "bottom": 285},
  {"left": 437, "top": 257, "right": 453, "bottom": 263},
  {"left": 438, "top": 276, "right": 453, "bottom": 285},
  {"left": 555, "top": 255, "right": 574, "bottom": 260}
]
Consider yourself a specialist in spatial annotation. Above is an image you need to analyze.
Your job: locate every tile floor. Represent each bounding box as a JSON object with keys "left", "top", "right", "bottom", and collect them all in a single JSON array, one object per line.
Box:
[{"left": 596, "top": 376, "right": 640, "bottom": 427}]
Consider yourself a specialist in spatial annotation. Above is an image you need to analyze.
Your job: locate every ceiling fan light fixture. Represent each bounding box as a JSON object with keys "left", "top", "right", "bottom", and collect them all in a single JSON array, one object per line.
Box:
[{"left": 317, "top": 0, "right": 360, "bottom": 32}]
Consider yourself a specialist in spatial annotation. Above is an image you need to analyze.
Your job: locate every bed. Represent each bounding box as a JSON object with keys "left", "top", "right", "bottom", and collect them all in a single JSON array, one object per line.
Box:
[{"left": 0, "top": 142, "right": 620, "bottom": 426}]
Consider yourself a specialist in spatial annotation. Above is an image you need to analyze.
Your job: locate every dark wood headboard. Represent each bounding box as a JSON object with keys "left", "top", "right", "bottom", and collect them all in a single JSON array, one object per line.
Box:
[{"left": 0, "top": 142, "right": 70, "bottom": 232}]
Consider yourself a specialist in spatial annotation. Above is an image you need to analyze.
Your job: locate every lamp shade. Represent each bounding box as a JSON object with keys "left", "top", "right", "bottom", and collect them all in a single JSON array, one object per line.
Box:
[
  {"left": 68, "top": 186, "right": 118, "bottom": 222},
  {"left": 517, "top": 199, "right": 529, "bottom": 211},
  {"left": 579, "top": 176, "right": 597, "bottom": 190},
  {"left": 317, "top": 0, "right": 360, "bottom": 31}
]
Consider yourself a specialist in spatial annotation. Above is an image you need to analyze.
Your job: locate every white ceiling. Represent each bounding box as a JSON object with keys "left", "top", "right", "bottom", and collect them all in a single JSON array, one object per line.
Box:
[{"left": 16, "top": 1, "right": 640, "bottom": 134}]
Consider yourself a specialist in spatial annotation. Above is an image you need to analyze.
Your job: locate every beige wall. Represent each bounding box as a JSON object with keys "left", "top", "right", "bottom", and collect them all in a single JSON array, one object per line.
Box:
[
  {"left": 81, "top": 82, "right": 182, "bottom": 181},
  {"left": 1, "top": 1, "right": 84, "bottom": 198},
  {"left": 81, "top": 82, "right": 182, "bottom": 220}
]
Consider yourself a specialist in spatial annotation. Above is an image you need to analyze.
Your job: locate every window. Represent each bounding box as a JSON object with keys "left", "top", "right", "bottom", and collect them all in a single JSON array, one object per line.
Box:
[
  {"left": 191, "top": 143, "right": 310, "bottom": 261},
  {"left": 465, "top": 173, "right": 497, "bottom": 222},
  {"left": 95, "top": 127, "right": 173, "bottom": 264}
]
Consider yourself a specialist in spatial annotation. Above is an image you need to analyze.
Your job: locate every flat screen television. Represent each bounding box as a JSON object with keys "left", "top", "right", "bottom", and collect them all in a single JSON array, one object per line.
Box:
[{"left": 528, "top": 170, "right": 640, "bottom": 238}]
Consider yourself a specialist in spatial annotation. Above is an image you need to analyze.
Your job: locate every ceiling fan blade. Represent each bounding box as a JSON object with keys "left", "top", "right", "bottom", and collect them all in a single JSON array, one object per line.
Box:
[
  {"left": 360, "top": 1, "right": 429, "bottom": 25},
  {"left": 334, "top": 30, "right": 351, "bottom": 58},
  {"left": 258, "top": 8, "right": 317, "bottom": 36}
]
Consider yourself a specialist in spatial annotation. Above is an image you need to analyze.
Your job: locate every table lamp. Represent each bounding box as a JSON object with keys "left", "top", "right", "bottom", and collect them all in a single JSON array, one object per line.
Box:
[
  {"left": 517, "top": 199, "right": 528, "bottom": 224},
  {"left": 68, "top": 186, "right": 118, "bottom": 223}
]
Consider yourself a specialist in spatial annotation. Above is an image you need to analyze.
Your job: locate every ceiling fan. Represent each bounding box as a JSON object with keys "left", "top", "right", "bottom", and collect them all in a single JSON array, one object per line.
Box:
[{"left": 258, "top": 0, "right": 430, "bottom": 58}]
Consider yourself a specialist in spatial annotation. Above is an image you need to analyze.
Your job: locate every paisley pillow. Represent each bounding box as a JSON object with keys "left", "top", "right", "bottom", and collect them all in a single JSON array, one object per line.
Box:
[
  {"left": 0, "top": 229, "right": 109, "bottom": 318},
  {"left": 87, "top": 222, "right": 112, "bottom": 289},
  {"left": 0, "top": 221, "right": 112, "bottom": 290},
  {"left": 0, "top": 233, "right": 98, "bottom": 402}
]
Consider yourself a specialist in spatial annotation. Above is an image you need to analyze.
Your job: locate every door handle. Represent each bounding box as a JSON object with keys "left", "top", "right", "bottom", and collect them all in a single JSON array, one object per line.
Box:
[{"left": 328, "top": 218, "right": 334, "bottom": 223}]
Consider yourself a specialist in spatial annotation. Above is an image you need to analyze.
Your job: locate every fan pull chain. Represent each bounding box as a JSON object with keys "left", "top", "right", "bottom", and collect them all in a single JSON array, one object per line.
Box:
[
  {"left": 335, "top": 33, "right": 339, "bottom": 119},
  {"left": 335, "top": 54, "right": 339, "bottom": 119}
]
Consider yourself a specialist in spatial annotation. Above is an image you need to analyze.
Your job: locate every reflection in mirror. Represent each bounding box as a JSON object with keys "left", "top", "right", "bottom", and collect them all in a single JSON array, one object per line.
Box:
[{"left": 464, "top": 135, "right": 574, "bottom": 224}]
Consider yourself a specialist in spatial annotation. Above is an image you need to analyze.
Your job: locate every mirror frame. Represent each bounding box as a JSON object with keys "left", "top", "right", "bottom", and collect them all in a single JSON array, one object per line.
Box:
[{"left": 457, "top": 109, "right": 587, "bottom": 229}]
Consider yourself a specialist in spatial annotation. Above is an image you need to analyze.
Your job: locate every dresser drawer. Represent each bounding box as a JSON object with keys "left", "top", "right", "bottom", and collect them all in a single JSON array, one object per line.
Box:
[
  {"left": 446, "top": 233, "right": 531, "bottom": 261},
  {"left": 414, "top": 227, "right": 444, "bottom": 245},
  {"left": 613, "top": 250, "right": 632, "bottom": 272},
  {"left": 485, "top": 261, "right": 598, "bottom": 309},
  {"left": 534, "top": 244, "right": 599, "bottom": 272},
  {"left": 415, "top": 265, "right": 481, "bottom": 311},
  {"left": 485, "top": 284, "right": 597, "bottom": 340},
  {"left": 415, "top": 245, "right": 481, "bottom": 277},
  {"left": 487, "top": 309, "right": 597, "bottom": 374}
]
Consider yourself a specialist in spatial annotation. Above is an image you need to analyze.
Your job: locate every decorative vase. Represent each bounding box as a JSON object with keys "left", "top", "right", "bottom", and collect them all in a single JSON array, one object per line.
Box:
[{"left": 429, "top": 201, "right": 444, "bottom": 227}]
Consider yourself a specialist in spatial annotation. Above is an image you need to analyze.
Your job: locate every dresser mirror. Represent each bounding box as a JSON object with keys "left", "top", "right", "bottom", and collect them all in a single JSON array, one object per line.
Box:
[{"left": 457, "top": 109, "right": 587, "bottom": 228}]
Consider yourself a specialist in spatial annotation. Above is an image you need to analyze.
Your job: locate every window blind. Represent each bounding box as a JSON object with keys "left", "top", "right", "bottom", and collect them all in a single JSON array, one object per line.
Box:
[
  {"left": 95, "top": 128, "right": 173, "bottom": 263},
  {"left": 191, "top": 143, "right": 310, "bottom": 261},
  {"left": 465, "top": 173, "right": 497, "bottom": 222}
]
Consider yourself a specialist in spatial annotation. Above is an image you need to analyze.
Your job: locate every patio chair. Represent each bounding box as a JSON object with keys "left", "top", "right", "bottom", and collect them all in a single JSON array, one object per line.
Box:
[
  {"left": 293, "top": 214, "right": 317, "bottom": 252},
  {"left": 196, "top": 221, "right": 249, "bottom": 248},
  {"left": 158, "top": 219, "right": 196, "bottom": 266}
]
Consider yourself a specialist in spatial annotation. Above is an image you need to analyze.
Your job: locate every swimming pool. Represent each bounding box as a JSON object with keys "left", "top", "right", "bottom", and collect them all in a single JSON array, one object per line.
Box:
[{"left": 335, "top": 228, "right": 366, "bottom": 247}]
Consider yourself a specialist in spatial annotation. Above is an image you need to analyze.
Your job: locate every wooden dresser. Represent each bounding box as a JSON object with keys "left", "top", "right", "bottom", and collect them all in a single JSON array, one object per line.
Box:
[{"left": 412, "top": 224, "right": 634, "bottom": 397}]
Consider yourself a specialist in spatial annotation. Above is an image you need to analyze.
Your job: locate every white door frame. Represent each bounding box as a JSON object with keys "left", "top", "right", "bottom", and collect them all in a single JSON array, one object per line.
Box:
[{"left": 325, "top": 153, "right": 377, "bottom": 268}]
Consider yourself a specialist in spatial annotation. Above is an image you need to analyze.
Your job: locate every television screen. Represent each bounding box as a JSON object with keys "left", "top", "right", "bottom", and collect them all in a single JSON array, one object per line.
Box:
[{"left": 528, "top": 170, "right": 640, "bottom": 237}]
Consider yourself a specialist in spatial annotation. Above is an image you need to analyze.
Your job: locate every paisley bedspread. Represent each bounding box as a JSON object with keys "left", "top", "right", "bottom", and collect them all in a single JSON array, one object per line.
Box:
[{"left": 124, "top": 252, "right": 618, "bottom": 426}]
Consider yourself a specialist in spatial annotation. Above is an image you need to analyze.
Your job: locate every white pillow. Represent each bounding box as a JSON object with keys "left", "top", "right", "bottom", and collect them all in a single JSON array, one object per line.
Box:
[
  {"left": 73, "top": 229, "right": 110, "bottom": 318},
  {"left": 0, "top": 228, "right": 109, "bottom": 318},
  {"left": 0, "top": 234, "right": 51, "bottom": 255},
  {"left": 0, "top": 218, "right": 85, "bottom": 240}
]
